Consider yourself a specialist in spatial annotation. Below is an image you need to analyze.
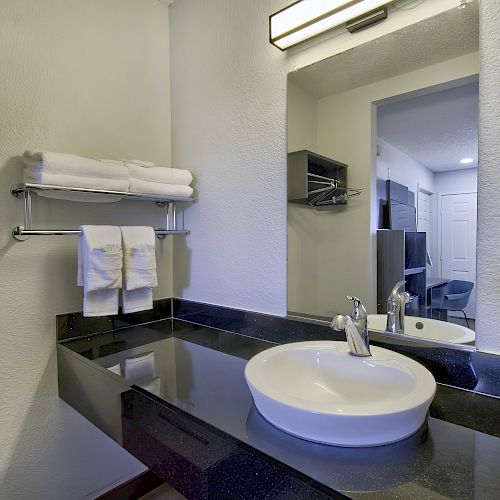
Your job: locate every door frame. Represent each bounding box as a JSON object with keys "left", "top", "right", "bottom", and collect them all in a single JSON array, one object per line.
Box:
[{"left": 417, "top": 185, "right": 434, "bottom": 272}]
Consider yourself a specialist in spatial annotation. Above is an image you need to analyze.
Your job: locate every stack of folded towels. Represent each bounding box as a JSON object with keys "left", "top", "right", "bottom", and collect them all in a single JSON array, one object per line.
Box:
[
  {"left": 108, "top": 159, "right": 194, "bottom": 198},
  {"left": 22, "top": 150, "right": 194, "bottom": 199},
  {"left": 22, "top": 151, "right": 129, "bottom": 202},
  {"left": 78, "top": 225, "right": 158, "bottom": 316}
]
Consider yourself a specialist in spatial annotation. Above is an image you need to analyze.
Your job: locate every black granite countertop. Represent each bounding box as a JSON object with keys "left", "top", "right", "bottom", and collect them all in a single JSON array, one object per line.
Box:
[{"left": 61, "top": 319, "right": 500, "bottom": 499}]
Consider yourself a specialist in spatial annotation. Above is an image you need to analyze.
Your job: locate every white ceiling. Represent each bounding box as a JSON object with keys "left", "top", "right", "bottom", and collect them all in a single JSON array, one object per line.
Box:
[
  {"left": 288, "top": 2, "right": 479, "bottom": 99},
  {"left": 378, "top": 81, "right": 478, "bottom": 172}
]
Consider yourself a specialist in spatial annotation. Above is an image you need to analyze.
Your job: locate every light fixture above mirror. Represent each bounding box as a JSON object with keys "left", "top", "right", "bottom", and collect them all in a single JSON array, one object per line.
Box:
[{"left": 269, "top": 0, "right": 391, "bottom": 50}]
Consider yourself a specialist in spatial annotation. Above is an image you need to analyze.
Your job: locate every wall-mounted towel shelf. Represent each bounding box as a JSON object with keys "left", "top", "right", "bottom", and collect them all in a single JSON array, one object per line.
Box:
[{"left": 10, "top": 183, "right": 195, "bottom": 241}]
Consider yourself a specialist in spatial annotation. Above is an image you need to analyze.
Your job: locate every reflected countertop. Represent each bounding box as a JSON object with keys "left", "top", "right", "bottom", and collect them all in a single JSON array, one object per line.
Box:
[{"left": 61, "top": 319, "right": 500, "bottom": 499}]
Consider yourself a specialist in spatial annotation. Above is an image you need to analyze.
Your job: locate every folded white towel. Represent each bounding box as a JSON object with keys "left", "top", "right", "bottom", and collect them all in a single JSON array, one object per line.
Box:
[
  {"left": 122, "top": 287, "right": 153, "bottom": 314},
  {"left": 126, "top": 159, "right": 156, "bottom": 168},
  {"left": 123, "top": 252, "right": 157, "bottom": 289},
  {"left": 121, "top": 226, "right": 157, "bottom": 313},
  {"left": 125, "top": 162, "right": 193, "bottom": 186},
  {"left": 24, "top": 168, "right": 129, "bottom": 200},
  {"left": 129, "top": 178, "right": 193, "bottom": 198},
  {"left": 98, "top": 159, "right": 125, "bottom": 166},
  {"left": 83, "top": 289, "right": 120, "bottom": 318},
  {"left": 124, "top": 351, "right": 155, "bottom": 381},
  {"left": 78, "top": 225, "right": 122, "bottom": 291},
  {"left": 23, "top": 150, "right": 129, "bottom": 180},
  {"left": 120, "top": 226, "right": 157, "bottom": 290},
  {"left": 78, "top": 226, "right": 122, "bottom": 317}
]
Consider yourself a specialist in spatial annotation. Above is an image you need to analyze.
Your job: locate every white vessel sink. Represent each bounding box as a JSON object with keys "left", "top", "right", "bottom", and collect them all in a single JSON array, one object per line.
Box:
[
  {"left": 368, "top": 315, "right": 475, "bottom": 344},
  {"left": 245, "top": 341, "right": 436, "bottom": 447}
]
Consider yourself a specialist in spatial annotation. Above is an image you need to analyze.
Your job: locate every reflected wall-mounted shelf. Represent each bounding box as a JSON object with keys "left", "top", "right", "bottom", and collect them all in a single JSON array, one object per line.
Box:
[
  {"left": 287, "top": 150, "right": 361, "bottom": 211},
  {"left": 10, "top": 183, "right": 195, "bottom": 241}
]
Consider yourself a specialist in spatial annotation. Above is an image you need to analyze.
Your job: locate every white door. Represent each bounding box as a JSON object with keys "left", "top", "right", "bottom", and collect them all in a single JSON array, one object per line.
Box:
[
  {"left": 440, "top": 193, "right": 477, "bottom": 318},
  {"left": 417, "top": 190, "right": 432, "bottom": 273}
]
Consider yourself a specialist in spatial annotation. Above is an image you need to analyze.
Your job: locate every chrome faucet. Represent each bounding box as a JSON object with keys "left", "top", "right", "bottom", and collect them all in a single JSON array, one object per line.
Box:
[
  {"left": 386, "top": 281, "right": 411, "bottom": 334},
  {"left": 332, "top": 296, "right": 371, "bottom": 357}
]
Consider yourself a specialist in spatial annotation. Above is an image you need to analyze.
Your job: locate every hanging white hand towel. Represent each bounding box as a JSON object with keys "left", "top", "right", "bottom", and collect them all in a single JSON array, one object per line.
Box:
[
  {"left": 120, "top": 226, "right": 158, "bottom": 313},
  {"left": 77, "top": 226, "right": 122, "bottom": 317}
]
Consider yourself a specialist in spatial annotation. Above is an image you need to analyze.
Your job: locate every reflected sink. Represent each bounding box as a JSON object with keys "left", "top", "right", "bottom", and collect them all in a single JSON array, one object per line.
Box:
[
  {"left": 368, "top": 315, "right": 475, "bottom": 344},
  {"left": 245, "top": 341, "right": 436, "bottom": 447}
]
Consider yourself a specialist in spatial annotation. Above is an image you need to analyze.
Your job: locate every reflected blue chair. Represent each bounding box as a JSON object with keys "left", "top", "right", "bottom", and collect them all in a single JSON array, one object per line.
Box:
[{"left": 431, "top": 280, "right": 474, "bottom": 328}]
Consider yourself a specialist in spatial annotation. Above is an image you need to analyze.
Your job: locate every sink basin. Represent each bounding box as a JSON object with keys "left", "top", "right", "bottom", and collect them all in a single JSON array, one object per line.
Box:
[
  {"left": 368, "top": 315, "right": 475, "bottom": 344},
  {"left": 245, "top": 341, "right": 436, "bottom": 447}
]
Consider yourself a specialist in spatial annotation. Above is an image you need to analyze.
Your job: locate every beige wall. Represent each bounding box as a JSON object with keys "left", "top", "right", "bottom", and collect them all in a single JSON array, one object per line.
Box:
[
  {"left": 287, "top": 81, "right": 318, "bottom": 153},
  {"left": 170, "top": 0, "right": 290, "bottom": 313},
  {"left": 286, "top": 81, "right": 319, "bottom": 314},
  {"left": 286, "top": 53, "right": 479, "bottom": 317},
  {"left": 0, "top": 0, "right": 172, "bottom": 489}
]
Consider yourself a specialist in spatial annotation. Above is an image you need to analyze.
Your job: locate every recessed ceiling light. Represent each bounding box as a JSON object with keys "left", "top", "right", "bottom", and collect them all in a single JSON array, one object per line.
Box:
[{"left": 460, "top": 158, "right": 474, "bottom": 164}]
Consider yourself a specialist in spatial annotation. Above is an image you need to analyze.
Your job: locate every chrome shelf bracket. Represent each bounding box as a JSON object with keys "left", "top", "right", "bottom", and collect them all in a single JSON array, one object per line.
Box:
[{"left": 10, "top": 184, "right": 191, "bottom": 241}]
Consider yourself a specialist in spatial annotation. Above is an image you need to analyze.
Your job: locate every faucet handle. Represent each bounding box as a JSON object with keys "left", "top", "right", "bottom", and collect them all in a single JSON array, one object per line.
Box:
[
  {"left": 346, "top": 295, "right": 361, "bottom": 306},
  {"left": 345, "top": 295, "right": 366, "bottom": 320},
  {"left": 331, "top": 314, "right": 347, "bottom": 331},
  {"left": 400, "top": 291, "right": 411, "bottom": 304},
  {"left": 389, "top": 281, "right": 406, "bottom": 298}
]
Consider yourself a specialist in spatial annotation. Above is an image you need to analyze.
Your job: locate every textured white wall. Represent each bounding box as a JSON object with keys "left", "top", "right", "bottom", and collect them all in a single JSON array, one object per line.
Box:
[
  {"left": 287, "top": 82, "right": 318, "bottom": 153},
  {"left": 434, "top": 168, "right": 478, "bottom": 195},
  {"left": 0, "top": 0, "right": 172, "bottom": 492},
  {"left": 377, "top": 138, "right": 435, "bottom": 195},
  {"left": 476, "top": 0, "right": 500, "bottom": 354},
  {"left": 286, "top": 82, "right": 319, "bottom": 314},
  {"left": 170, "top": 0, "right": 289, "bottom": 314}
]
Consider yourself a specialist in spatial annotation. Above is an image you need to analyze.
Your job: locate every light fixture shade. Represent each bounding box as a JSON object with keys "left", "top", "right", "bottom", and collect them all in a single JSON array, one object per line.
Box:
[{"left": 270, "top": 0, "right": 392, "bottom": 50}]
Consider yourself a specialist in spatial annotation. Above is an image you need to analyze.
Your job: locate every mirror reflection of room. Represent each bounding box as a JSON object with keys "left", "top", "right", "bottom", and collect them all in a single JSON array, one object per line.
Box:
[
  {"left": 376, "top": 81, "right": 477, "bottom": 343},
  {"left": 287, "top": 4, "right": 478, "bottom": 346}
]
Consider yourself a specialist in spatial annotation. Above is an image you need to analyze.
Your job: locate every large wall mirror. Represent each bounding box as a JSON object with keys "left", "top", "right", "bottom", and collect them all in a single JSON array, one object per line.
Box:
[{"left": 287, "top": 2, "right": 479, "bottom": 348}]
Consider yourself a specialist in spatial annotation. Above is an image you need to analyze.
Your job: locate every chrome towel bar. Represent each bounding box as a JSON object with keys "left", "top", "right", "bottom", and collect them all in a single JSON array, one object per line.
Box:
[
  {"left": 10, "top": 183, "right": 194, "bottom": 241},
  {"left": 12, "top": 227, "right": 189, "bottom": 239}
]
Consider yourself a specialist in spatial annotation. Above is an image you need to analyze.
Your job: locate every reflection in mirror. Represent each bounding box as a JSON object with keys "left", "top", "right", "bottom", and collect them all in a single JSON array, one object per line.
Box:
[{"left": 286, "top": 2, "right": 479, "bottom": 348}]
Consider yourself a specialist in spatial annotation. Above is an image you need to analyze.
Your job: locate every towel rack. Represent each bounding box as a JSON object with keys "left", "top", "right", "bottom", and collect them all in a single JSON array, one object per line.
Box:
[{"left": 10, "top": 183, "right": 195, "bottom": 241}]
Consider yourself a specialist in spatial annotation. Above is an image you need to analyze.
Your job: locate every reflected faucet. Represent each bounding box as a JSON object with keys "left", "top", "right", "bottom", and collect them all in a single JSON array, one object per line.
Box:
[
  {"left": 332, "top": 296, "right": 371, "bottom": 357},
  {"left": 386, "top": 281, "right": 411, "bottom": 334}
]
